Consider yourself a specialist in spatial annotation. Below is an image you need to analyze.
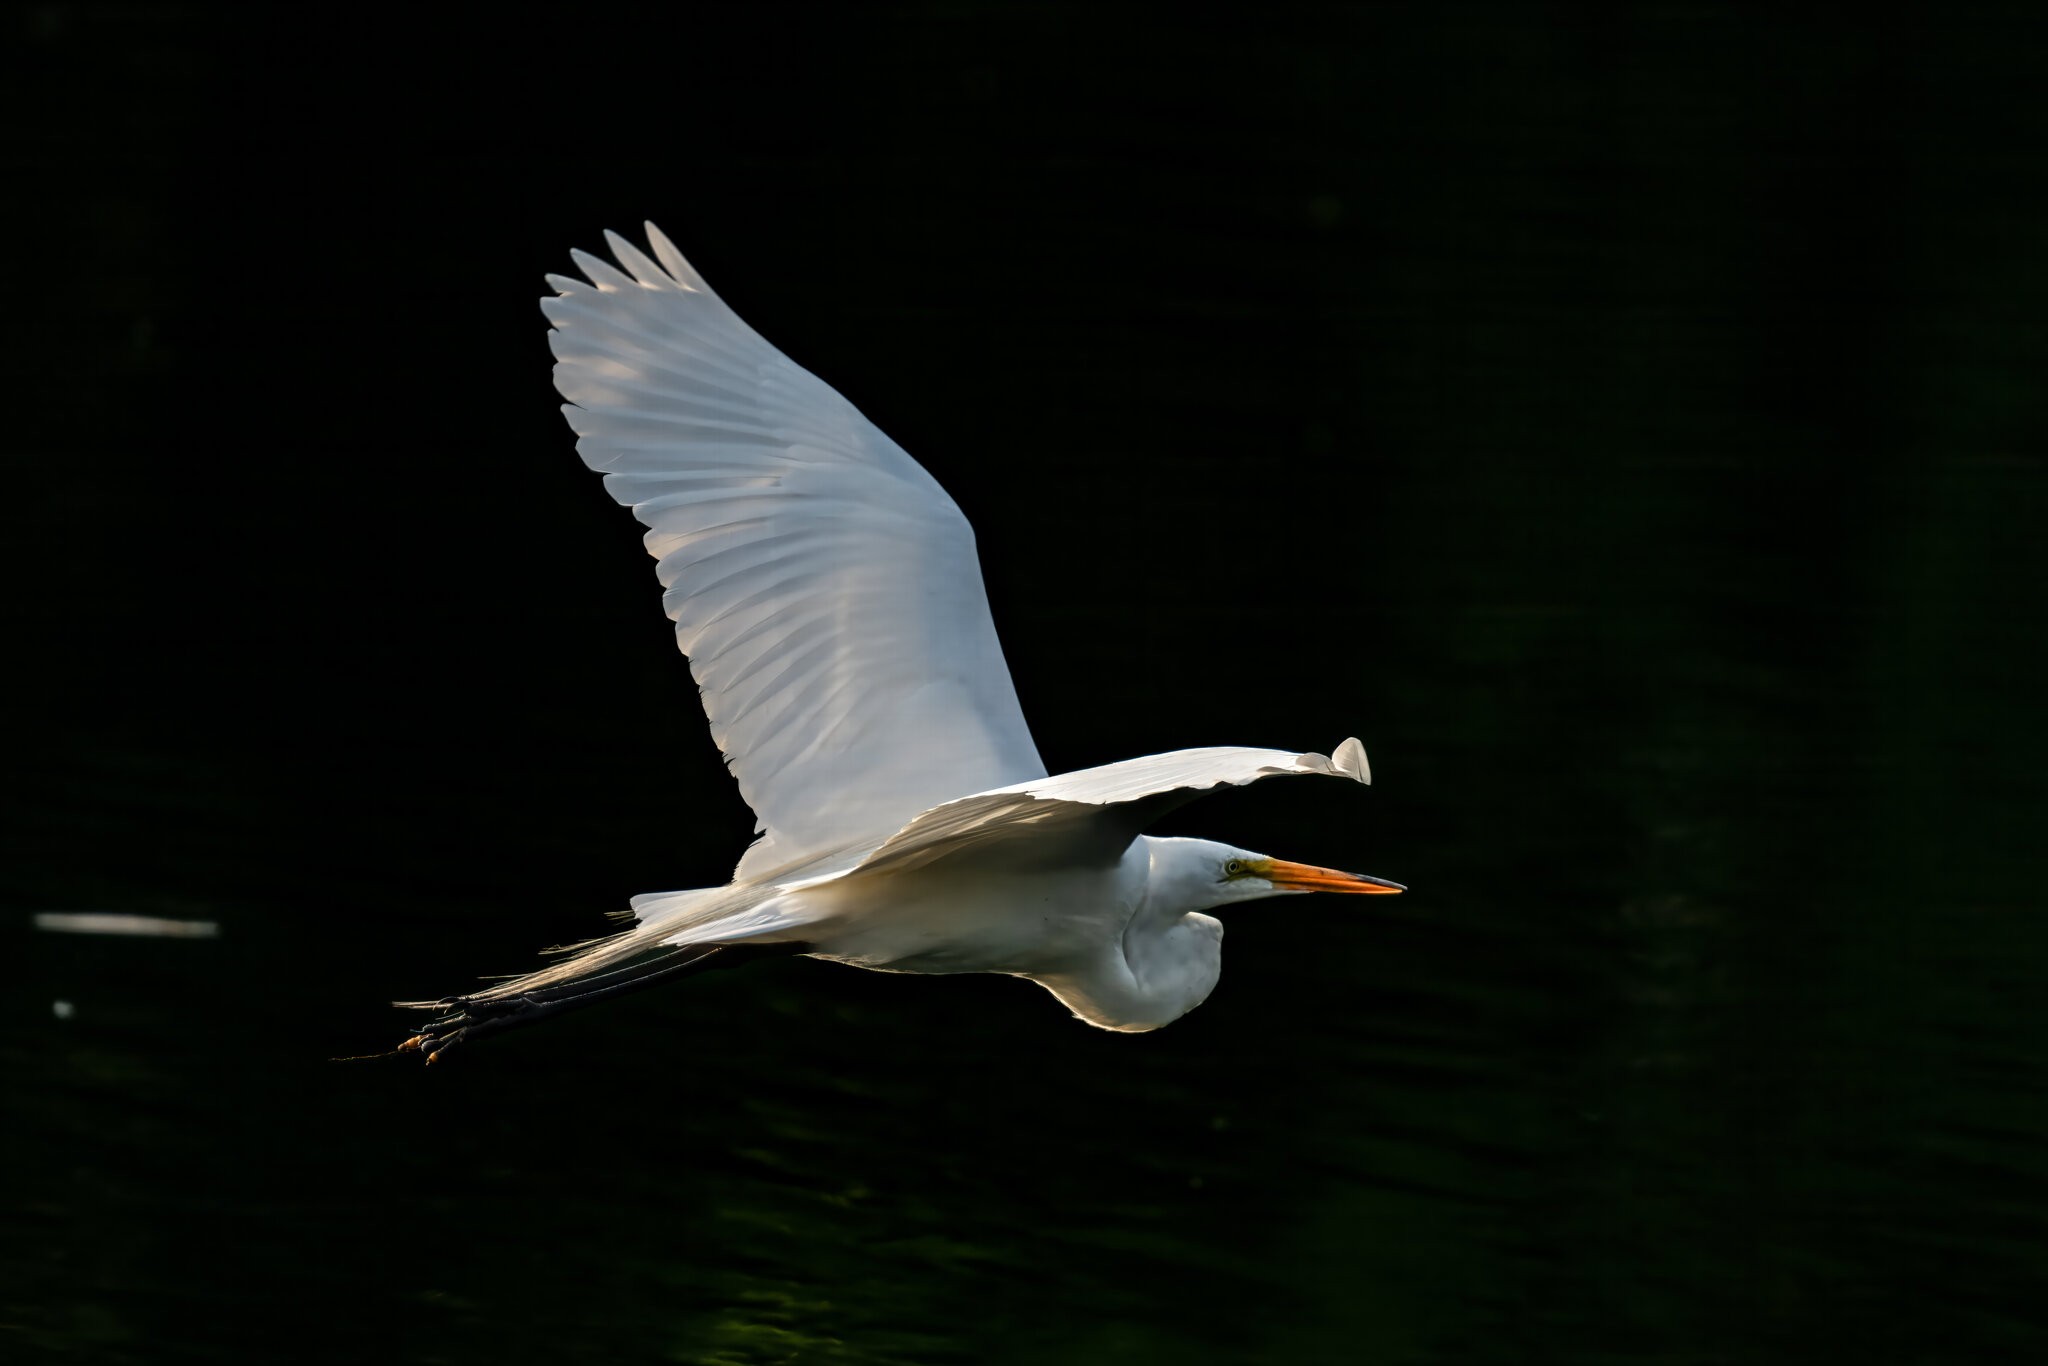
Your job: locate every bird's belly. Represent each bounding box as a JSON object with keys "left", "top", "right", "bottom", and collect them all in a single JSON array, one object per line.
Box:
[{"left": 796, "top": 865, "right": 1132, "bottom": 978}]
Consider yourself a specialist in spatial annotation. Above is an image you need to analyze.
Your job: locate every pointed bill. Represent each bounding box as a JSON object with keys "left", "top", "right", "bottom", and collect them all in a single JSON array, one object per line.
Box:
[{"left": 1256, "top": 859, "right": 1405, "bottom": 894}]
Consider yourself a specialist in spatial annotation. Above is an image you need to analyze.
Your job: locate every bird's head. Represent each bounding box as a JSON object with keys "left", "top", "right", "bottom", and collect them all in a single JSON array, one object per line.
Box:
[
  {"left": 1149, "top": 837, "right": 1405, "bottom": 914},
  {"left": 1058, "top": 836, "right": 1406, "bottom": 1033}
]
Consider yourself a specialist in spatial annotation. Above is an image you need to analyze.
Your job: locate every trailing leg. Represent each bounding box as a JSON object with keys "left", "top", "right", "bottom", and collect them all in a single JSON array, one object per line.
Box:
[{"left": 398, "top": 940, "right": 804, "bottom": 1063}]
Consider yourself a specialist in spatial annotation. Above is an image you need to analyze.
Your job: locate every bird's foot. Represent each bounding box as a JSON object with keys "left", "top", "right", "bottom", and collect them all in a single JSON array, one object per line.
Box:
[{"left": 401, "top": 994, "right": 542, "bottom": 1064}]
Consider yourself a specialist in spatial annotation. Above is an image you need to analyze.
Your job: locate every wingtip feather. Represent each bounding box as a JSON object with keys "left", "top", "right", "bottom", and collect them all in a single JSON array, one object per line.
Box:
[
  {"left": 570, "top": 247, "right": 636, "bottom": 293},
  {"left": 644, "top": 221, "right": 712, "bottom": 293},
  {"left": 605, "top": 228, "right": 674, "bottom": 290}
]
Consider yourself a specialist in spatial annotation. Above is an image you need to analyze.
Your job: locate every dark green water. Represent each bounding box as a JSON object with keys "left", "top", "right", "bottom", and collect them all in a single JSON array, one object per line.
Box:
[{"left": 8, "top": 7, "right": 2045, "bottom": 1363}]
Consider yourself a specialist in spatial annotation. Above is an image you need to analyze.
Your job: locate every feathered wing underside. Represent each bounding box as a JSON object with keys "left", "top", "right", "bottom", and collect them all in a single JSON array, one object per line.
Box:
[
  {"left": 850, "top": 738, "right": 1374, "bottom": 877},
  {"left": 546, "top": 225, "right": 1046, "bottom": 879}
]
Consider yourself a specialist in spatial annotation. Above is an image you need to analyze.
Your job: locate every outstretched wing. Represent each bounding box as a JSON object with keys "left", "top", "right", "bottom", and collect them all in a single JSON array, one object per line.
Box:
[
  {"left": 545, "top": 225, "right": 1046, "bottom": 879},
  {"left": 849, "top": 739, "right": 1374, "bottom": 877}
]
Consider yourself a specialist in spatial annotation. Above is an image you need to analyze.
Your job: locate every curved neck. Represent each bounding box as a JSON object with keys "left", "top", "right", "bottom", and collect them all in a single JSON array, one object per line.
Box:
[{"left": 1031, "top": 837, "right": 1223, "bottom": 1032}]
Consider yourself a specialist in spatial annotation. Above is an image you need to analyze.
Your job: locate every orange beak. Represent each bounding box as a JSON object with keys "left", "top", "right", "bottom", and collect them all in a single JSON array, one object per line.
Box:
[{"left": 1256, "top": 859, "right": 1406, "bottom": 894}]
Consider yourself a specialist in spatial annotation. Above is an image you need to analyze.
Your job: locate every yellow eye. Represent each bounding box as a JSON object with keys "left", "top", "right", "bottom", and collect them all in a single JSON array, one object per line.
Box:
[{"left": 1224, "top": 859, "right": 1246, "bottom": 877}]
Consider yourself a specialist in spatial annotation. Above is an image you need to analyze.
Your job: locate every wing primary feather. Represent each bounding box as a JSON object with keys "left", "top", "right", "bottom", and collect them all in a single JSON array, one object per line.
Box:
[
  {"left": 603, "top": 230, "right": 677, "bottom": 289},
  {"left": 644, "top": 221, "right": 713, "bottom": 293},
  {"left": 546, "top": 296, "right": 769, "bottom": 380},
  {"left": 569, "top": 248, "right": 641, "bottom": 293}
]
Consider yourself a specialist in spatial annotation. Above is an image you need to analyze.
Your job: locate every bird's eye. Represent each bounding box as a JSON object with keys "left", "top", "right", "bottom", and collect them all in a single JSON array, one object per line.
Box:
[{"left": 1223, "top": 859, "right": 1246, "bottom": 877}]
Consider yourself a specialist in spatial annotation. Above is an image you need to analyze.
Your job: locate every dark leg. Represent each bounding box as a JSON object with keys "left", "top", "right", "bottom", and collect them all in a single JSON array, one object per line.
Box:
[{"left": 400, "top": 940, "right": 804, "bottom": 1063}]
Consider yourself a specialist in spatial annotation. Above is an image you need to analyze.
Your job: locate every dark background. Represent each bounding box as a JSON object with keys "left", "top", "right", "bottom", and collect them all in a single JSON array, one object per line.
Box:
[{"left": 6, "top": 4, "right": 2045, "bottom": 1363}]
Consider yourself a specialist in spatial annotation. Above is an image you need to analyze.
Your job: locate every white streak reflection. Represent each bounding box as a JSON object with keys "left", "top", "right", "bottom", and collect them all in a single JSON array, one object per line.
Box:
[{"left": 33, "top": 912, "right": 220, "bottom": 939}]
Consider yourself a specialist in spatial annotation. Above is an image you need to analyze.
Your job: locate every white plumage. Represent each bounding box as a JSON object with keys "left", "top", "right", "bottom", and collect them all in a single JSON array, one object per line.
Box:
[
  {"left": 547, "top": 229, "right": 1042, "bottom": 878},
  {"left": 400, "top": 226, "right": 1401, "bottom": 1060}
]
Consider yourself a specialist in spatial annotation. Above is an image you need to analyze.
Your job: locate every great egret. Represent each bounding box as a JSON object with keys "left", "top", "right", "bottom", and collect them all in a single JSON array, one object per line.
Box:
[{"left": 399, "top": 225, "right": 1402, "bottom": 1062}]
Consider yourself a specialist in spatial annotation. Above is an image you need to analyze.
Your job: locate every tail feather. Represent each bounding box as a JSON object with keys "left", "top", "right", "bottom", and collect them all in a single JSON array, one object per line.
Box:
[{"left": 397, "top": 883, "right": 779, "bottom": 1010}]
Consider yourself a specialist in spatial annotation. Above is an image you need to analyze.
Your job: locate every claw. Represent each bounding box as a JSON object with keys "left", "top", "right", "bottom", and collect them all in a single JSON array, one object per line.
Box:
[{"left": 417, "top": 1022, "right": 468, "bottom": 1065}]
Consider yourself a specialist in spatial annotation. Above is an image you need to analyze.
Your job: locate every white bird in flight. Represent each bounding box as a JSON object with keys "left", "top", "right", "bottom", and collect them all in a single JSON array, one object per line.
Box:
[{"left": 399, "top": 225, "right": 1403, "bottom": 1062}]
